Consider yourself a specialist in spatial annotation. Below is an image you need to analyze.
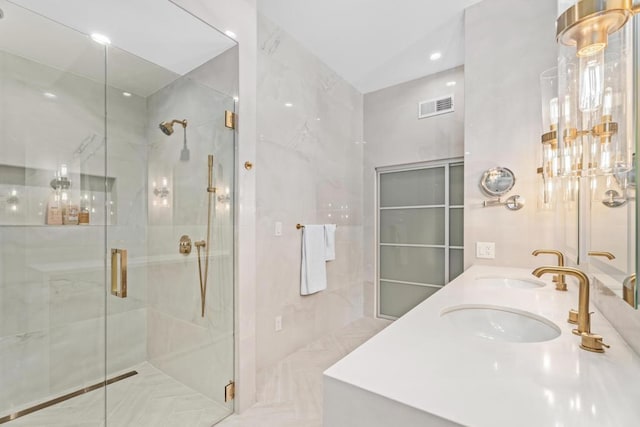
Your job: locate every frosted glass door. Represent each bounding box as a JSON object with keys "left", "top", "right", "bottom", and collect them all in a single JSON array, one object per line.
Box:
[{"left": 377, "top": 162, "right": 464, "bottom": 319}]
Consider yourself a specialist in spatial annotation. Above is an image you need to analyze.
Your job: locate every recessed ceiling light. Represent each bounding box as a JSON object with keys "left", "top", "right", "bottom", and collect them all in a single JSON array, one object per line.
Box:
[
  {"left": 225, "top": 30, "right": 237, "bottom": 39},
  {"left": 430, "top": 52, "right": 442, "bottom": 61},
  {"left": 284, "top": 102, "right": 293, "bottom": 107},
  {"left": 446, "top": 81, "right": 456, "bottom": 87},
  {"left": 90, "top": 33, "right": 111, "bottom": 46},
  {"left": 122, "top": 92, "right": 132, "bottom": 97},
  {"left": 43, "top": 92, "right": 57, "bottom": 99}
]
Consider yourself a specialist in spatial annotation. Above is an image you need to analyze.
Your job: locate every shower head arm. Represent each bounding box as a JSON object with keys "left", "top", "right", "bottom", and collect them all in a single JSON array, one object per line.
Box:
[{"left": 171, "top": 119, "right": 187, "bottom": 128}]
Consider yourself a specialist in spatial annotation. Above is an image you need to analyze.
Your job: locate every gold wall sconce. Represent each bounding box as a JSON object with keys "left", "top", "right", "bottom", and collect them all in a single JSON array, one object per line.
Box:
[
  {"left": 50, "top": 164, "right": 71, "bottom": 190},
  {"left": 152, "top": 177, "right": 170, "bottom": 207},
  {"left": 6, "top": 189, "right": 19, "bottom": 212},
  {"left": 538, "top": 1, "right": 640, "bottom": 205}
]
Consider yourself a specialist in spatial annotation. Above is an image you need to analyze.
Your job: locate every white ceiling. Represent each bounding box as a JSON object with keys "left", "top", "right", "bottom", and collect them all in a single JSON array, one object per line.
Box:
[
  {"left": 258, "top": 0, "right": 483, "bottom": 94},
  {"left": 2, "top": 0, "right": 236, "bottom": 96}
]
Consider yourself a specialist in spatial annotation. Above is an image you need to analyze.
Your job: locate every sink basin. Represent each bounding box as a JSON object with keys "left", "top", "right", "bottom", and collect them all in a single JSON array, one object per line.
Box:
[
  {"left": 441, "top": 304, "right": 561, "bottom": 343},
  {"left": 474, "top": 276, "right": 546, "bottom": 289}
]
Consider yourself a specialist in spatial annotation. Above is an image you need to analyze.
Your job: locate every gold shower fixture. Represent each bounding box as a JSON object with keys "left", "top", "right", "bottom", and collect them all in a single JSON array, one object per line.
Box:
[{"left": 159, "top": 119, "right": 187, "bottom": 136}]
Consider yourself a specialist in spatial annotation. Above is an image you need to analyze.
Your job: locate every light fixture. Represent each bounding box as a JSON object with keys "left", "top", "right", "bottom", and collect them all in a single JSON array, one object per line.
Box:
[
  {"left": 429, "top": 52, "right": 442, "bottom": 61},
  {"left": 284, "top": 102, "right": 293, "bottom": 107},
  {"left": 153, "top": 177, "right": 170, "bottom": 207},
  {"left": 50, "top": 164, "right": 71, "bottom": 190},
  {"left": 90, "top": 33, "right": 111, "bottom": 46},
  {"left": 225, "top": 30, "right": 237, "bottom": 39},
  {"left": 446, "top": 81, "right": 456, "bottom": 87},
  {"left": 6, "top": 189, "right": 19, "bottom": 212},
  {"left": 538, "top": 0, "right": 638, "bottom": 207},
  {"left": 122, "top": 92, "right": 132, "bottom": 97},
  {"left": 43, "top": 92, "right": 57, "bottom": 99}
]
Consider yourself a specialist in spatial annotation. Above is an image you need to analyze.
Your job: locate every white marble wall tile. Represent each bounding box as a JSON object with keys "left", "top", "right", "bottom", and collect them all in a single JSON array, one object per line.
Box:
[
  {"left": 255, "top": 15, "right": 364, "bottom": 373},
  {"left": 49, "top": 316, "right": 105, "bottom": 392},
  {"left": 0, "top": 330, "right": 49, "bottom": 415},
  {"left": 464, "top": 0, "right": 558, "bottom": 268}
]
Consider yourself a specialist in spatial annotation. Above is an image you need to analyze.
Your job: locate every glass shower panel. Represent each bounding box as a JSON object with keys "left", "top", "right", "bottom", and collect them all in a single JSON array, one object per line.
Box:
[
  {"left": 106, "top": 40, "right": 237, "bottom": 425},
  {"left": 380, "top": 208, "right": 445, "bottom": 245},
  {"left": 0, "top": 0, "right": 107, "bottom": 422}
]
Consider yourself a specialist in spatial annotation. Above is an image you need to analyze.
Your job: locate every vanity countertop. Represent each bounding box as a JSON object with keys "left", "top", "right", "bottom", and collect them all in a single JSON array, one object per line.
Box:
[{"left": 323, "top": 265, "right": 640, "bottom": 427}]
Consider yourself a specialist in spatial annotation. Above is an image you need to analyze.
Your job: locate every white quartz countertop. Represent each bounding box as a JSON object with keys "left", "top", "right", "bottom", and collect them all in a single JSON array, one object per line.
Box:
[{"left": 324, "top": 265, "right": 640, "bottom": 426}]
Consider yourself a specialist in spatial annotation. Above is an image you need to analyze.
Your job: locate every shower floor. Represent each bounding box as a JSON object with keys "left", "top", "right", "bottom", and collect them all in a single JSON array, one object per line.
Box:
[{"left": 7, "top": 362, "right": 230, "bottom": 427}]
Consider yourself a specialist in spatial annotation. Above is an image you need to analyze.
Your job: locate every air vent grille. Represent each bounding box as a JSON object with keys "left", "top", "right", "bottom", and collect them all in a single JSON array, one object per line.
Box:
[{"left": 418, "top": 95, "right": 455, "bottom": 119}]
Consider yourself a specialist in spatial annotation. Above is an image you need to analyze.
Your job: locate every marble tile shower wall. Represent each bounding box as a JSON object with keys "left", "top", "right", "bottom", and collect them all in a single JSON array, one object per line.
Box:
[
  {"left": 255, "top": 16, "right": 365, "bottom": 371},
  {"left": 145, "top": 55, "right": 235, "bottom": 410},
  {"left": 0, "top": 51, "right": 147, "bottom": 414}
]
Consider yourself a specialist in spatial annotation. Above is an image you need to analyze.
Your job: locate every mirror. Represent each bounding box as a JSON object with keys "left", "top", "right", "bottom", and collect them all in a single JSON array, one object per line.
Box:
[
  {"left": 479, "top": 167, "right": 516, "bottom": 197},
  {"left": 588, "top": 172, "right": 637, "bottom": 308}
]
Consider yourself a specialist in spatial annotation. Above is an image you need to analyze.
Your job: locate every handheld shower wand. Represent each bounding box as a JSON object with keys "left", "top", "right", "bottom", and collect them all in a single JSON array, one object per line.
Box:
[{"left": 196, "top": 155, "right": 216, "bottom": 317}]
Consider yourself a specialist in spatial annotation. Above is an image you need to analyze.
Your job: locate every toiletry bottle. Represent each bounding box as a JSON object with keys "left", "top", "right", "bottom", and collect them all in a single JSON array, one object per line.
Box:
[
  {"left": 79, "top": 198, "right": 90, "bottom": 225},
  {"left": 46, "top": 189, "right": 63, "bottom": 225},
  {"left": 63, "top": 198, "right": 79, "bottom": 225}
]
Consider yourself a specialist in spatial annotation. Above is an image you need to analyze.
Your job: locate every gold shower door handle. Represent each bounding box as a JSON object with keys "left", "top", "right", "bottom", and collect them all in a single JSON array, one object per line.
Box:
[{"left": 111, "top": 248, "right": 128, "bottom": 298}]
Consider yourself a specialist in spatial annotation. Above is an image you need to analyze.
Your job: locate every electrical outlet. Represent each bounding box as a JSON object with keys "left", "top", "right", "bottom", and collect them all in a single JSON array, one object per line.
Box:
[
  {"left": 275, "top": 221, "right": 282, "bottom": 236},
  {"left": 476, "top": 242, "right": 496, "bottom": 259},
  {"left": 275, "top": 315, "right": 282, "bottom": 332}
]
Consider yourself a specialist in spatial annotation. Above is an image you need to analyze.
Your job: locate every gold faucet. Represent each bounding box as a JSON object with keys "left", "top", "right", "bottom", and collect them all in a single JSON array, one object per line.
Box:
[
  {"left": 532, "top": 266, "right": 609, "bottom": 353},
  {"left": 587, "top": 251, "right": 615, "bottom": 260},
  {"left": 532, "top": 249, "right": 567, "bottom": 291},
  {"left": 623, "top": 273, "right": 636, "bottom": 307}
]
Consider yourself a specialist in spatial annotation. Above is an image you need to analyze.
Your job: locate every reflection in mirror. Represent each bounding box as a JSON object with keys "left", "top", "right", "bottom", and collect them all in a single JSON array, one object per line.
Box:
[
  {"left": 479, "top": 167, "right": 516, "bottom": 197},
  {"left": 588, "top": 173, "right": 637, "bottom": 308}
]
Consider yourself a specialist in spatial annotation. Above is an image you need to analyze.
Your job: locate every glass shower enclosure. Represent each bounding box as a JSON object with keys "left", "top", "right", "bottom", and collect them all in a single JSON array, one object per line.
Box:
[{"left": 0, "top": 1, "right": 237, "bottom": 425}]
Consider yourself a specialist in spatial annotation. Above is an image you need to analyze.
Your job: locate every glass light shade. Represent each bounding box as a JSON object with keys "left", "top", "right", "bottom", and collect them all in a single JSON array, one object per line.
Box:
[
  {"left": 578, "top": 51, "right": 604, "bottom": 113},
  {"left": 540, "top": 67, "right": 559, "bottom": 131},
  {"left": 556, "top": 14, "right": 633, "bottom": 178}
]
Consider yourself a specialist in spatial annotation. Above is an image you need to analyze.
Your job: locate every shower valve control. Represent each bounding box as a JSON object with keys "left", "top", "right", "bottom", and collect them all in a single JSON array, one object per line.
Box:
[{"left": 179, "top": 235, "right": 192, "bottom": 255}]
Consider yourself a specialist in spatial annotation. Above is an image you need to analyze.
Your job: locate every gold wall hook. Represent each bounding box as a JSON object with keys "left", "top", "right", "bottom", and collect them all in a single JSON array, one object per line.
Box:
[{"left": 244, "top": 161, "right": 253, "bottom": 170}]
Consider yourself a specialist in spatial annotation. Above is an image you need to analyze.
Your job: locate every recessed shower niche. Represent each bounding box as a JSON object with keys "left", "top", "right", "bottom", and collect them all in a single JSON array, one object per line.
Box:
[{"left": 0, "top": 164, "right": 117, "bottom": 226}]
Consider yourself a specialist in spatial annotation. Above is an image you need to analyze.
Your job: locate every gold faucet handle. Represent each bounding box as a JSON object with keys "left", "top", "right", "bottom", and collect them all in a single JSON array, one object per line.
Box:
[
  {"left": 567, "top": 309, "right": 578, "bottom": 325},
  {"left": 580, "top": 333, "right": 610, "bottom": 353}
]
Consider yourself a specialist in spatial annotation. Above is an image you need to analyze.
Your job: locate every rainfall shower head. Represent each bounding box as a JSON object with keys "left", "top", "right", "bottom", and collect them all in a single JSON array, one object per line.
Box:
[{"left": 159, "top": 119, "right": 187, "bottom": 136}]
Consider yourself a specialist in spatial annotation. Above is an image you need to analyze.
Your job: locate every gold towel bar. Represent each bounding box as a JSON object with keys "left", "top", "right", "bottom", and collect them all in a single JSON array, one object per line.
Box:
[{"left": 296, "top": 224, "right": 305, "bottom": 229}]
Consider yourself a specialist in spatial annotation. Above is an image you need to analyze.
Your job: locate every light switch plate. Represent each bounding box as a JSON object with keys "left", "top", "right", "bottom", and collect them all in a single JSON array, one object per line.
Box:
[{"left": 476, "top": 242, "right": 495, "bottom": 259}]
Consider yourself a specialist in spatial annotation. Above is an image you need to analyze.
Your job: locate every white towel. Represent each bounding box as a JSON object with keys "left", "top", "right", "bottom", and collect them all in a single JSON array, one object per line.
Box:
[
  {"left": 324, "top": 224, "right": 336, "bottom": 261},
  {"left": 300, "top": 225, "right": 327, "bottom": 295}
]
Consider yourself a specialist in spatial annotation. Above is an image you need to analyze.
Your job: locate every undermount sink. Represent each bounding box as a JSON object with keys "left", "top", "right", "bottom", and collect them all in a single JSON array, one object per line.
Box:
[
  {"left": 441, "top": 304, "right": 561, "bottom": 343},
  {"left": 474, "top": 276, "right": 546, "bottom": 289}
]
